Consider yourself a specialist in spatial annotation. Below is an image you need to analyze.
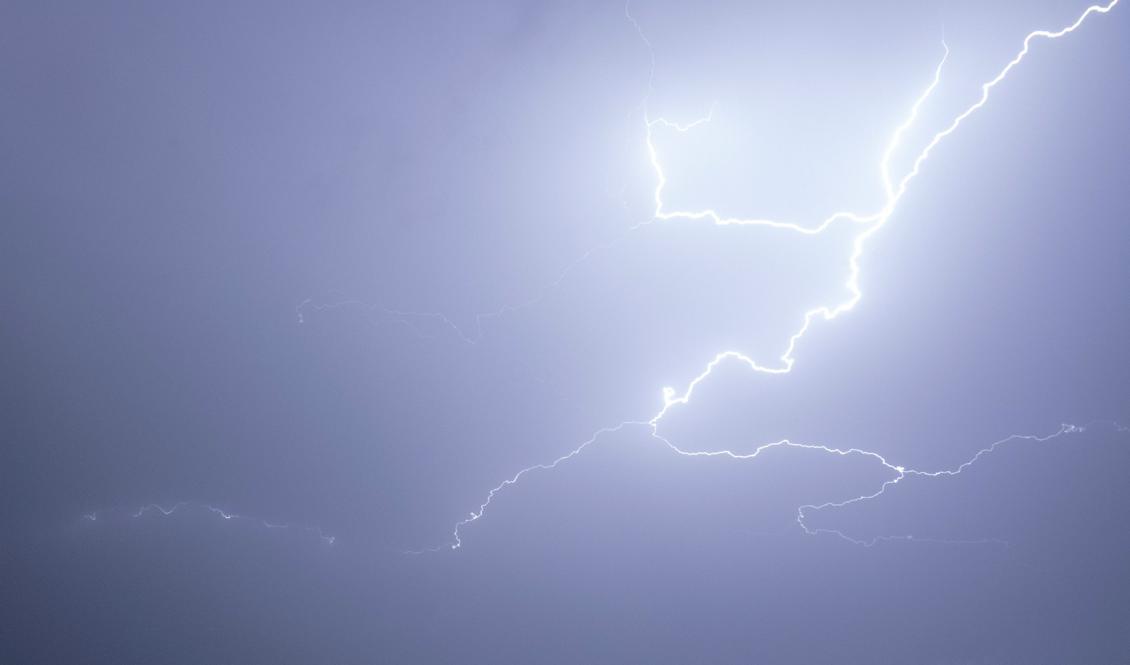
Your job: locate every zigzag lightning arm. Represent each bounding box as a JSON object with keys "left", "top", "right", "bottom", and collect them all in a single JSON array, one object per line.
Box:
[{"left": 421, "top": 0, "right": 1120, "bottom": 552}]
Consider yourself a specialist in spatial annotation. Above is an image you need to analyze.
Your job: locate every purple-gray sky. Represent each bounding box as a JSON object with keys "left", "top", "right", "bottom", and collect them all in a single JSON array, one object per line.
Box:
[{"left": 3, "top": 1, "right": 1129, "bottom": 663}]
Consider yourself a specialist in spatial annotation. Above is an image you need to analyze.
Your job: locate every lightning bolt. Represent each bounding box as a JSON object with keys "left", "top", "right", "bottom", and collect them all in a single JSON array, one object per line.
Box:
[
  {"left": 791, "top": 422, "right": 1100, "bottom": 547},
  {"left": 90, "top": 502, "right": 337, "bottom": 545},
  {"left": 415, "top": 0, "right": 1122, "bottom": 552},
  {"left": 133, "top": 502, "right": 189, "bottom": 518}
]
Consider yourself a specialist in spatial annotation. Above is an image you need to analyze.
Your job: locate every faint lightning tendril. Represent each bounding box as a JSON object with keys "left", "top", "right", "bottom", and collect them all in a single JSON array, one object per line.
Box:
[
  {"left": 91, "top": 502, "right": 337, "bottom": 545},
  {"left": 415, "top": 0, "right": 1121, "bottom": 552}
]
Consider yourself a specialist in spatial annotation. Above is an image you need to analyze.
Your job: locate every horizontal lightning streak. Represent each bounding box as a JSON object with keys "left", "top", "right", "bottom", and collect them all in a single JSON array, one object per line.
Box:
[
  {"left": 418, "top": 0, "right": 1121, "bottom": 552},
  {"left": 793, "top": 423, "right": 1091, "bottom": 546},
  {"left": 90, "top": 502, "right": 337, "bottom": 545}
]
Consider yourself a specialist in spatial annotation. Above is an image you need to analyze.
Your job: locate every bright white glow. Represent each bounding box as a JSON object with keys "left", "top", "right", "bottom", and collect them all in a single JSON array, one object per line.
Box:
[{"left": 422, "top": 0, "right": 1122, "bottom": 552}]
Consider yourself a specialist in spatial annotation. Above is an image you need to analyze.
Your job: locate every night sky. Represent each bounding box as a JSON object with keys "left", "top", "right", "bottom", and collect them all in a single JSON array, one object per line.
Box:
[{"left": 3, "top": 1, "right": 1129, "bottom": 663}]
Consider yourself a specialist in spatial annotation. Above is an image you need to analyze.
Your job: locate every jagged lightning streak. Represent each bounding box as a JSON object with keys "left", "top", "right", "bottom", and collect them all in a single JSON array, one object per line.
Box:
[
  {"left": 654, "top": 0, "right": 1120, "bottom": 416},
  {"left": 90, "top": 502, "right": 337, "bottom": 545},
  {"left": 417, "top": 0, "right": 1121, "bottom": 551},
  {"left": 419, "top": 421, "right": 649, "bottom": 552},
  {"left": 657, "top": 420, "right": 1124, "bottom": 547},
  {"left": 133, "top": 502, "right": 188, "bottom": 518},
  {"left": 792, "top": 423, "right": 1089, "bottom": 547}
]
